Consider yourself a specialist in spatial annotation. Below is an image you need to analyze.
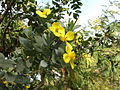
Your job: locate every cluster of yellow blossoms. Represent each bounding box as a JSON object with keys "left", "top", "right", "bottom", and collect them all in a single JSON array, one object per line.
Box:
[
  {"left": 49, "top": 22, "right": 76, "bottom": 69},
  {"left": 75, "top": 33, "right": 82, "bottom": 45},
  {"left": 3, "top": 80, "right": 30, "bottom": 89},
  {"left": 3, "top": 81, "right": 15, "bottom": 87},
  {"left": 82, "top": 53, "right": 96, "bottom": 68},
  {"left": 36, "top": 9, "right": 76, "bottom": 69}
]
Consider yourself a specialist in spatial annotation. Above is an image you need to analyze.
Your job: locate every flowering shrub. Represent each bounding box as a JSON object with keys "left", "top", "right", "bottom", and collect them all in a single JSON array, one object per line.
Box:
[{"left": 0, "top": 0, "right": 120, "bottom": 90}]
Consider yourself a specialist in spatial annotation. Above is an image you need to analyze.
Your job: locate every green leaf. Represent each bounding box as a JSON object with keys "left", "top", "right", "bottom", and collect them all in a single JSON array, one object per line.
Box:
[
  {"left": 114, "top": 54, "right": 120, "bottom": 61},
  {"left": 4, "top": 72, "right": 16, "bottom": 82},
  {"left": 26, "top": 60, "right": 32, "bottom": 68},
  {"left": 71, "top": 4, "right": 80, "bottom": 10},
  {"left": 75, "top": 10, "right": 81, "bottom": 13},
  {"left": 55, "top": 47, "right": 64, "bottom": 56},
  {"left": 0, "top": 60, "right": 15, "bottom": 69},
  {"left": 33, "top": 43, "right": 42, "bottom": 52},
  {"left": 16, "top": 58, "right": 26, "bottom": 73},
  {"left": 40, "top": 60, "right": 48, "bottom": 68},
  {"left": 0, "top": 71, "right": 5, "bottom": 78},
  {"left": 87, "top": 37, "right": 92, "bottom": 41},
  {"left": 19, "top": 37, "right": 32, "bottom": 49},
  {"left": 0, "top": 53, "right": 5, "bottom": 60},
  {"left": 23, "top": 27, "right": 33, "bottom": 38},
  {"left": 73, "top": 13, "right": 79, "bottom": 19},
  {"left": 51, "top": 51, "right": 56, "bottom": 63},
  {"left": 77, "top": 1, "right": 83, "bottom": 6},
  {"left": 0, "top": 54, "right": 15, "bottom": 69},
  {"left": 28, "top": 0, "right": 35, "bottom": 3},
  {"left": 73, "top": 25, "right": 81, "bottom": 30},
  {"left": 34, "top": 36, "right": 43, "bottom": 46},
  {"left": 95, "top": 33, "right": 102, "bottom": 37}
]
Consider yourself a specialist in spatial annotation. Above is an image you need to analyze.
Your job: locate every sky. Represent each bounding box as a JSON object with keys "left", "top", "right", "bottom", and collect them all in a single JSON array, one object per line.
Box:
[
  {"left": 79, "top": 0, "right": 109, "bottom": 24},
  {"left": 79, "top": 0, "right": 120, "bottom": 25}
]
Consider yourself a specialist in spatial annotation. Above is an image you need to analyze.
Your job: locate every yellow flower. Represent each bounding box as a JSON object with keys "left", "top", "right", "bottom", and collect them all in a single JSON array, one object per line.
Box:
[
  {"left": 49, "top": 22, "right": 65, "bottom": 37},
  {"left": 25, "top": 85, "right": 30, "bottom": 89},
  {"left": 3, "top": 81, "right": 9, "bottom": 87},
  {"left": 60, "top": 31, "right": 74, "bottom": 42},
  {"left": 36, "top": 9, "right": 51, "bottom": 18},
  {"left": 43, "top": 9, "right": 51, "bottom": 15},
  {"left": 63, "top": 51, "right": 76, "bottom": 63},
  {"left": 63, "top": 42, "right": 76, "bottom": 69},
  {"left": 11, "top": 82, "right": 15, "bottom": 85}
]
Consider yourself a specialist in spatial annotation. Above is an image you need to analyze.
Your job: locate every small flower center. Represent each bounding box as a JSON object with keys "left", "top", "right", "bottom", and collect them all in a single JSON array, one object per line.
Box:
[
  {"left": 69, "top": 53, "right": 75, "bottom": 60},
  {"left": 55, "top": 28, "right": 59, "bottom": 33}
]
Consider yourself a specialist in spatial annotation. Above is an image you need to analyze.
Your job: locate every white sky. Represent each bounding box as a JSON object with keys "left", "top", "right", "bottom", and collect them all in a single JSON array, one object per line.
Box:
[{"left": 79, "top": 0, "right": 120, "bottom": 25}]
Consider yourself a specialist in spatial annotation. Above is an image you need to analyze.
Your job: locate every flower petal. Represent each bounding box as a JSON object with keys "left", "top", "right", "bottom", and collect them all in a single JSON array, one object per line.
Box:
[
  {"left": 60, "top": 36, "right": 65, "bottom": 41},
  {"left": 63, "top": 53, "right": 71, "bottom": 63},
  {"left": 52, "top": 22, "right": 61, "bottom": 27},
  {"left": 54, "top": 31, "right": 61, "bottom": 37},
  {"left": 66, "top": 42, "right": 73, "bottom": 53},
  {"left": 43, "top": 9, "right": 51, "bottom": 16},
  {"left": 65, "top": 31, "right": 74, "bottom": 41},
  {"left": 36, "top": 10, "right": 47, "bottom": 18},
  {"left": 59, "top": 27, "right": 65, "bottom": 37},
  {"left": 36, "top": 10, "right": 42, "bottom": 15},
  {"left": 49, "top": 26, "right": 54, "bottom": 32},
  {"left": 70, "top": 60, "right": 75, "bottom": 69},
  {"left": 69, "top": 51, "right": 76, "bottom": 60}
]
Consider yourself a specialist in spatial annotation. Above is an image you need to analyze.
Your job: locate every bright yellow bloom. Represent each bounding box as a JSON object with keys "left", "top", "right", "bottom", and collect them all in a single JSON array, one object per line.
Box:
[
  {"left": 43, "top": 9, "right": 51, "bottom": 15},
  {"left": 36, "top": 9, "right": 51, "bottom": 18},
  {"left": 63, "top": 42, "right": 76, "bottom": 69},
  {"left": 36, "top": 10, "right": 46, "bottom": 18},
  {"left": 49, "top": 22, "right": 65, "bottom": 37},
  {"left": 3, "top": 81, "right": 9, "bottom": 87},
  {"left": 25, "top": 85, "right": 30, "bottom": 89},
  {"left": 60, "top": 31, "right": 74, "bottom": 42},
  {"left": 63, "top": 51, "right": 75, "bottom": 63}
]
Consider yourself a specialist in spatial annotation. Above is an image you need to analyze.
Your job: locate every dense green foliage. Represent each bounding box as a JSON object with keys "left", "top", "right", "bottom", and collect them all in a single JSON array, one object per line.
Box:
[{"left": 0, "top": 0, "right": 120, "bottom": 90}]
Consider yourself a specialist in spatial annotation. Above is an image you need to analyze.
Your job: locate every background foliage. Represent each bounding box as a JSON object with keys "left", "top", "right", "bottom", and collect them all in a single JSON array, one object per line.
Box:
[{"left": 0, "top": 0, "right": 120, "bottom": 90}]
